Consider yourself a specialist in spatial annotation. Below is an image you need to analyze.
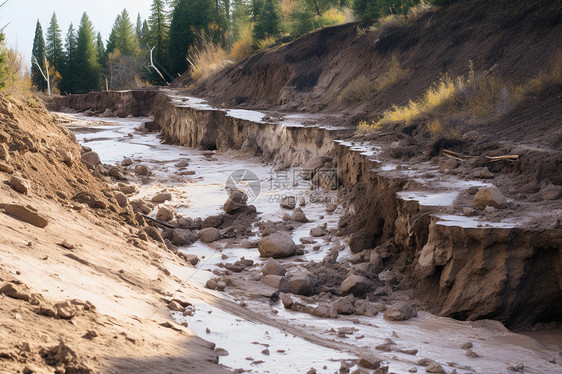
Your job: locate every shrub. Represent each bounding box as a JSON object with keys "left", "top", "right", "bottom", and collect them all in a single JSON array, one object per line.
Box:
[
  {"left": 1, "top": 48, "right": 32, "bottom": 97},
  {"left": 187, "top": 31, "right": 233, "bottom": 84},
  {"left": 231, "top": 27, "right": 254, "bottom": 61},
  {"left": 337, "top": 75, "right": 373, "bottom": 104},
  {"left": 256, "top": 35, "right": 276, "bottom": 50},
  {"left": 375, "top": 55, "right": 409, "bottom": 91}
]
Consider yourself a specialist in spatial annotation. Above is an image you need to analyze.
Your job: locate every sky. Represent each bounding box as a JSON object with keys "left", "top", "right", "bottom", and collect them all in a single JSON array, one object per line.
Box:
[{"left": 1, "top": 0, "right": 154, "bottom": 63}]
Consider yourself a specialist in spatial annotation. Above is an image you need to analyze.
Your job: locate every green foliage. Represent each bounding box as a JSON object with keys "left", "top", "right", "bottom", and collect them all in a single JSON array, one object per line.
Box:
[
  {"left": 428, "top": 0, "right": 460, "bottom": 5},
  {"left": 106, "top": 9, "right": 140, "bottom": 57},
  {"left": 168, "top": 0, "right": 213, "bottom": 76},
  {"left": 31, "top": 20, "right": 48, "bottom": 92},
  {"left": 253, "top": 0, "right": 280, "bottom": 40},
  {"left": 96, "top": 32, "right": 105, "bottom": 66},
  {"left": 74, "top": 13, "right": 101, "bottom": 93},
  {"left": 59, "top": 23, "right": 77, "bottom": 94},
  {"left": 353, "top": 0, "right": 418, "bottom": 21},
  {"left": 46, "top": 12, "right": 64, "bottom": 74}
]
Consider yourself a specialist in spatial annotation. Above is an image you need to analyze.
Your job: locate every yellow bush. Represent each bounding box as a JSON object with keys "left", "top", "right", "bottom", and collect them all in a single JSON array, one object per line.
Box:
[
  {"left": 256, "top": 36, "right": 276, "bottom": 50},
  {"left": 231, "top": 27, "right": 253, "bottom": 61},
  {"left": 188, "top": 33, "right": 233, "bottom": 83},
  {"left": 337, "top": 75, "right": 372, "bottom": 104},
  {"left": 320, "top": 8, "right": 346, "bottom": 26},
  {"left": 1, "top": 48, "right": 32, "bottom": 98},
  {"left": 375, "top": 56, "right": 409, "bottom": 91}
]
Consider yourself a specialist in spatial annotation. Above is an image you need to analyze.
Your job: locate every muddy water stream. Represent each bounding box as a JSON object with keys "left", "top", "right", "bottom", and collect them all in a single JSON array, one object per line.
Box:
[{"left": 62, "top": 113, "right": 561, "bottom": 373}]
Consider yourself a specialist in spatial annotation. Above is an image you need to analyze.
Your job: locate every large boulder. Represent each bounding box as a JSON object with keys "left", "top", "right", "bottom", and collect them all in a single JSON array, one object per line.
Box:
[
  {"left": 258, "top": 232, "right": 296, "bottom": 258},
  {"left": 223, "top": 189, "right": 248, "bottom": 213},
  {"left": 383, "top": 301, "right": 417, "bottom": 321},
  {"left": 9, "top": 176, "right": 29, "bottom": 194},
  {"left": 199, "top": 227, "right": 221, "bottom": 243},
  {"left": 152, "top": 192, "right": 172, "bottom": 204},
  {"left": 473, "top": 186, "right": 507, "bottom": 209},
  {"left": 280, "top": 196, "right": 296, "bottom": 210},
  {"left": 285, "top": 271, "right": 317, "bottom": 295},
  {"left": 156, "top": 206, "right": 174, "bottom": 222},
  {"left": 0, "top": 203, "right": 48, "bottom": 228}
]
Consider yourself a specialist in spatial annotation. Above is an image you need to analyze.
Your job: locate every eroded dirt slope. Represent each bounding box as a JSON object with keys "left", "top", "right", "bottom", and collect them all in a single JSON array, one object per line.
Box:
[{"left": 0, "top": 95, "right": 226, "bottom": 373}]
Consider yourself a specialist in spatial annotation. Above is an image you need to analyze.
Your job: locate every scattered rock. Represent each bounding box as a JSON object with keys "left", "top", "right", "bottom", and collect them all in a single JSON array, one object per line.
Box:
[
  {"left": 171, "top": 229, "right": 198, "bottom": 246},
  {"left": 310, "top": 225, "right": 328, "bottom": 237},
  {"left": 8, "top": 176, "right": 29, "bottom": 194},
  {"left": 470, "top": 167, "right": 495, "bottom": 179},
  {"left": 291, "top": 208, "right": 308, "bottom": 223},
  {"left": 121, "top": 158, "right": 133, "bottom": 166},
  {"left": 425, "top": 362, "right": 446, "bottom": 373},
  {"left": 261, "top": 258, "right": 286, "bottom": 276},
  {"left": 326, "top": 202, "right": 338, "bottom": 213},
  {"left": 508, "top": 363, "right": 525, "bottom": 372},
  {"left": 168, "top": 301, "right": 185, "bottom": 312},
  {"left": 144, "top": 226, "right": 164, "bottom": 243},
  {"left": 540, "top": 184, "right": 562, "bottom": 200},
  {"left": 206, "top": 279, "right": 218, "bottom": 290},
  {"left": 152, "top": 192, "right": 172, "bottom": 204},
  {"left": 202, "top": 214, "right": 224, "bottom": 228},
  {"left": 384, "top": 301, "right": 417, "bottom": 321},
  {"left": 156, "top": 206, "right": 174, "bottom": 222},
  {"left": 439, "top": 158, "right": 459, "bottom": 173},
  {"left": 225, "top": 257, "right": 254, "bottom": 272},
  {"left": 81, "top": 151, "right": 101, "bottom": 167},
  {"left": 473, "top": 185, "right": 507, "bottom": 209},
  {"left": 0, "top": 204, "right": 48, "bottom": 228},
  {"left": 134, "top": 164, "right": 149, "bottom": 176},
  {"left": 118, "top": 183, "right": 137, "bottom": 195},
  {"left": 332, "top": 295, "right": 355, "bottom": 315},
  {"left": 224, "top": 189, "right": 248, "bottom": 213},
  {"left": 215, "top": 348, "right": 229, "bottom": 356},
  {"left": 280, "top": 196, "right": 297, "bottom": 209},
  {"left": 262, "top": 275, "right": 283, "bottom": 289},
  {"left": 0, "top": 160, "right": 13, "bottom": 173},
  {"left": 180, "top": 253, "right": 200, "bottom": 266},
  {"left": 341, "top": 274, "right": 370, "bottom": 296},
  {"left": 0, "top": 282, "right": 30, "bottom": 301},
  {"left": 398, "top": 348, "right": 419, "bottom": 355},
  {"left": 258, "top": 232, "right": 296, "bottom": 258},
  {"left": 54, "top": 301, "right": 77, "bottom": 319},
  {"left": 175, "top": 159, "right": 190, "bottom": 168},
  {"left": 199, "top": 227, "right": 221, "bottom": 243},
  {"left": 358, "top": 354, "right": 382, "bottom": 369},
  {"left": 286, "top": 271, "right": 317, "bottom": 295},
  {"left": 280, "top": 293, "right": 293, "bottom": 309},
  {"left": 60, "top": 240, "right": 75, "bottom": 250},
  {"left": 113, "top": 191, "right": 128, "bottom": 208}
]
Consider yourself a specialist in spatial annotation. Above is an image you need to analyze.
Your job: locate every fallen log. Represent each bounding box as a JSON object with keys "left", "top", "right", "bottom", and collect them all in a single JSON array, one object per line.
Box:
[{"left": 142, "top": 214, "right": 176, "bottom": 229}]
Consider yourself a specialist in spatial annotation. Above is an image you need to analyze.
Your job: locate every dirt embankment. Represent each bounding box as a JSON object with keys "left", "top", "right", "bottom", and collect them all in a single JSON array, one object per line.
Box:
[{"left": 0, "top": 95, "right": 226, "bottom": 373}]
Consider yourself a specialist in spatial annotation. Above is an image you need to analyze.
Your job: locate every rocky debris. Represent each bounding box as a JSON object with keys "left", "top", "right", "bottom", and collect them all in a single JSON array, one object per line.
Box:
[
  {"left": 341, "top": 274, "right": 370, "bottom": 296},
  {"left": 177, "top": 216, "right": 196, "bottom": 229},
  {"left": 206, "top": 279, "right": 218, "bottom": 290},
  {"left": 300, "top": 237, "right": 316, "bottom": 244},
  {"left": 261, "top": 258, "right": 286, "bottom": 276},
  {"left": 175, "top": 159, "right": 190, "bottom": 168},
  {"left": 215, "top": 348, "right": 229, "bottom": 356},
  {"left": 40, "top": 341, "right": 92, "bottom": 373},
  {"left": 508, "top": 363, "right": 525, "bottom": 372},
  {"left": 144, "top": 227, "right": 164, "bottom": 243},
  {"left": 302, "top": 155, "right": 333, "bottom": 180},
  {"left": 72, "top": 191, "right": 106, "bottom": 209},
  {"left": 134, "top": 164, "right": 149, "bottom": 176},
  {"left": 383, "top": 301, "right": 417, "bottom": 321},
  {"left": 168, "top": 300, "right": 185, "bottom": 312},
  {"left": 81, "top": 151, "right": 101, "bottom": 167},
  {"left": 0, "top": 203, "right": 48, "bottom": 228},
  {"left": 121, "top": 157, "right": 133, "bottom": 166},
  {"left": 130, "top": 199, "right": 152, "bottom": 214},
  {"left": 0, "top": 143, "right": 9, "bottom": 161},
  {"left": 258, "top": 232, "right": 296, "bottom": 258},
  {"left": 199, "top": 227, "right": 221, "bottom": 243},
  {"left": 0, "top": 282, "right": 31, "bottom": 301},
  {"left": 225, "top": 257, "right": 254, "bottom": 272},
  {"left": 118, "top": 183, "right": 137, "bottom": 195},
  {"left": 152, "top": 192, "right": 172, "bottom": 204},
  {"left": 280, "top": 196, "right": 297, "bottom": 209},
  {"left": 179, "top": 253, "right": 200, "bottom": 266},
  {"left": 283, "top": 270, "right": 317, "bottom": 295},
  {"left": 202, "top": 214, "right": 224, "bottom": 228},
  {"left": 8, "top": 175, "right": 30, "bottom": 194},
  {"left": 332, "top": 295, "right": 355, "bottom": 315},
  {"left": 60, "top": 240, "right": 75, "bottom": 250},
  {"left": 326, "top": 202, "right": 338, "bottom": 213},
  {"left": 156, "top": 206, "right": 174, "bottom": 222},
  {"left": 473, "top": 186, "right": 507, "bottom": 209},
  {"left": 358, "top": 354, "right": 381, "bottom": 369},
  {"left": 310, "top": 224, "right": 328, "bottom": 237},
  {"left": 0, "top": 160, "right": 13, "bottom": 173},
  {"left": 54, "top": 301, "right": 77, "bottom": 319},
  {"left": 439, "top": 158, "right": 459, "bottom": 173},
  {"left": 425, "top": 361, "right": 446, "bottom": 373},
  {"left": 223, "top": 189, "right": 248, "bottom": 213},
  {"left": 291, "top": 208, "right": 308, "bottom": 223},
  {"left": 470, "top": 167, "right": 495, "bottom": 179},
  {"left": 113, "top": 191, "right": 128, "bottom": 208},
  {"left": 170, "top": 229, "right": 198, "bottom": 246},
  {"left": 280, "top": 293, "right": 293, "bottom": 309},
  {"left": 262, "top": 275, "right": 283, "bottom": 289}
]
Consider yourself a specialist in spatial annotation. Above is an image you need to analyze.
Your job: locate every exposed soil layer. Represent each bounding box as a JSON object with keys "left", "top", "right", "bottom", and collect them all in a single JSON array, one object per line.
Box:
[{"left": 0, "top": 95, "right": 226, "bottom": 373}]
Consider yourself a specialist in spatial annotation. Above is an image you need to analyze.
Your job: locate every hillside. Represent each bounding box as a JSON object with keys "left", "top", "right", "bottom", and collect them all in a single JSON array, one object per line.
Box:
[{"left": 187, "top": 0, "right": 561, "bottom": 149}]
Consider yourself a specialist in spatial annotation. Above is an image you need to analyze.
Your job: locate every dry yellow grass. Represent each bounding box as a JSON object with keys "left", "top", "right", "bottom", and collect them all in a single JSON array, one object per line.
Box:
[
  {"left": 1, "top": 48, "right": 32, "bottom": 98},
  {"left": 187, "top": 33, "right": 233, "bottom": 83},
  {"left": 338, "top": 75, "right": 372, "bottom": 104},
  {"left": 375, "top": 56, "right": 409, "bottom": 91},
  {"left": 231, "top": 27, "right": 254, "bottom": 61}
]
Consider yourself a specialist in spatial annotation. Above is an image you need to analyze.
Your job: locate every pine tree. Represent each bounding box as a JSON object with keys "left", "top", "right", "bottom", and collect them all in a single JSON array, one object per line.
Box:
[
  {"left": 46, "top": 12, "right": 64, "bottom": 74},
  {"left": 96, "top": 32, "right": 105, "bottom": 66},
  {"left": 59, "top": 23, "right": 77, "bottom": 94},
  {"left": 136, "top": 13, "right": 143, "bottom": 42},
  {"left": 141, "top": 20, "right": 150, "bottom": 47},
  {"left": 74, "top": 13, "right": 100, "bottom": 93},
  {"left": 31, "top": 20, "right": 48, "bottom": 92},
  {"left": 148, "top": 0, "right": 169, "bottom": 66},
  {"left": 106, "top": 9, "right": 140, "bottom": 57},
  {"left": 168, "top": 0, "right": 213, "bottom": 76},
  {"left": 253, "top": 0, "right": 279, "bottom": 40}
]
